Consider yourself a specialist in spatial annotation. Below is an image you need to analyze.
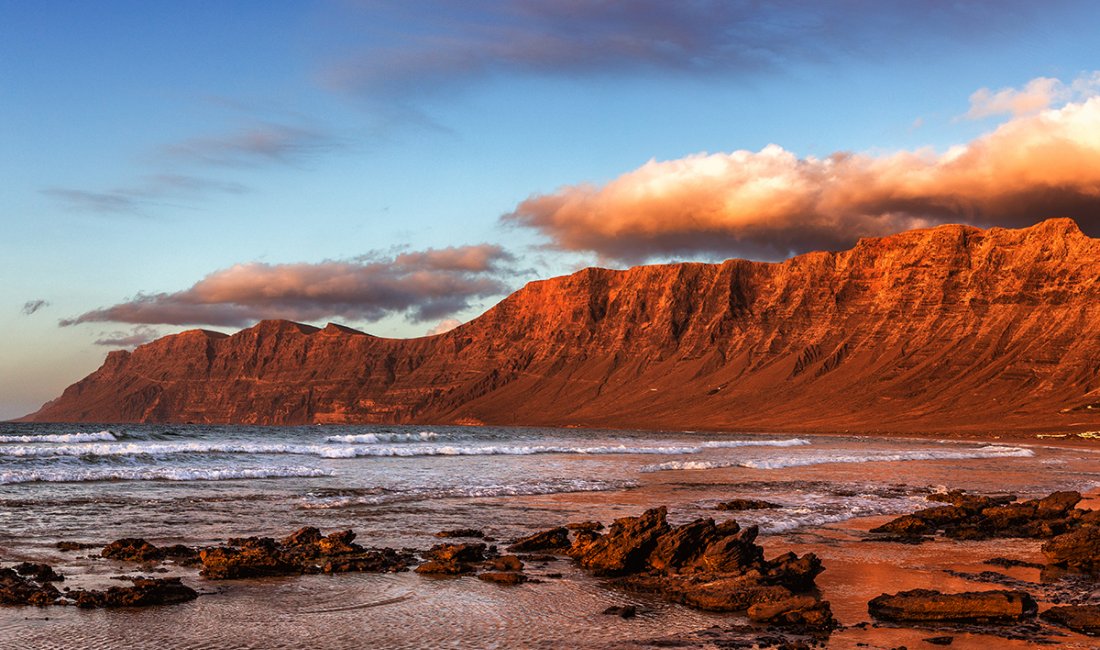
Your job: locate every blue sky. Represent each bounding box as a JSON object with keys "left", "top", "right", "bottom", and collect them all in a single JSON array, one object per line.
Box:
[{"left": 3, "top": 1, "right": 1100, "bottom": 419}]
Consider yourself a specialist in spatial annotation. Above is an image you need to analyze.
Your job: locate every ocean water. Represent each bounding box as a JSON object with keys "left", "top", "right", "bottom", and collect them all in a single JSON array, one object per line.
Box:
[{"left": 1, "top": 423, "right": 1098, "bottom": 649}]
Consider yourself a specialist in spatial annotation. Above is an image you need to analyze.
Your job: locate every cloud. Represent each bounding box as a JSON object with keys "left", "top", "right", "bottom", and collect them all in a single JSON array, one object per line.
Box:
[
  {"left": 966, "top": 72, "right": 1100, "bottom": 119},
  {"left": 93, "top": 326, "right": 161, "bottom": 348},
  {"left": 505, "top": 96, "right": 1100, "bottom": 262},
  {"left": 426, "top": 318, "right": 461, "bottom": 336},
  {"left": 43, "top": 174, "right": 248, "bottom": 214},
  {"left": 60, "top": 244, "right": 515, "bottom": 328},
  {"left": 323, "top": 1, "right": 1042, "bottom": 100},
  {"left": 21, "top": 300, "right": 49, "bottom": 316},
  {"left": 161, "top": 124, "right": 341, "bottom": 167}
]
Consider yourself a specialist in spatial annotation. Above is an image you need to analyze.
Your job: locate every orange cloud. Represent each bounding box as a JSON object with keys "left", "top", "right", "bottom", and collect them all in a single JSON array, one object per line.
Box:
[
  {"left": 505, "top": 97, "right": 1100, "bottom": 261},
  {"left": 61, "top": 245, "right": 515, "bottom": 328}
]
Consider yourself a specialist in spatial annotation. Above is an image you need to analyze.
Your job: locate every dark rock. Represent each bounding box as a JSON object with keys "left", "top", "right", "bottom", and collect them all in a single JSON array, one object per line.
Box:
[
  {"left": 416, "top": 559, "right": 474, "bottom": 576},
  {"left": 623, "top": 572, "right": 794, "bottom": 612},
  {"left": 102, "top": 538, "right": 164, "bottom": 563},
  {"left": 868, "top": 589, "right": 1037, "bottom": 623},
  {"left": 747, "top": 594, "right": 837, "bottom": 629},
  {"left": 56, "top": 541, "right": 98, "bottom": 552},
  {"left": 0, "top": 567, "right": 61, "bottom": 606},
  {"left": 201, "top": 527, "right": 411, "bottom": 579},
  {"left": 922, "top": 636, "right": 954, "bottom": 646},
  {"left": 602, "top": 605, "right": 637, "bottom": 618},
  {"left": 13, "top": 563, "right": 63, "bottom": 583},
  {"left": 566, "top": 521, "right": 604, "bottom": 532},
  {"left": 487, "top": 555, "right": 523, "bottom": 572},
  {"left": 1041, "top": 604, "right": 1100, "bottom": 635},
  {"left": 716, "top": 499, "right": 782, "bottom": 511},
  {"left": 477, "top": 571, "right": 527, "bottom": 585},
  {"left": 71, "top": 577, "right": 197, "bottom": 608},
  {"left": 435, "top": 528, "right": 485, "bottom": 539},
  {"left": 507, "top": 527, "right": 570, "bottom": 552},
  {"left": 423, "top": 542, "right": 486, "bottom": 563},
  {"left": 200, "top": 537, "right": 298, "bottom": 579},
  {"left": 1042, "top": 527, "right": 1100, "bottom": 574},
  {"left": 984, "top": 557, "right": 1044, "bottom": 570}
]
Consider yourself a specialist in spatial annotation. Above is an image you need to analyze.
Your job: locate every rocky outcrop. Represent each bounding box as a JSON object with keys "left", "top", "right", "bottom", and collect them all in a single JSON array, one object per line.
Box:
[
  {"left": 199, "top": 527, "right": 415, "bottom": 579},
  {"left": 868, "top": 589, "right": 1038, "bottom": 623},
  {"left": 567, "top": 507, "right": 833, "bottom": 629},
  {"left": 1042, "top": 526, "right": 1100, "bottom": 574},
  {"left": 1041, "top": 605, "right": 1100, "bottom": 636},
  {"left": 23, "top": 219, "right": 1100, "bottom": 435},
  {"left": 1, "top": 564, "right": 196, "bottom": 609},
  {"left": 870, "top": 490, "right": 1087, "bottom": 541}
]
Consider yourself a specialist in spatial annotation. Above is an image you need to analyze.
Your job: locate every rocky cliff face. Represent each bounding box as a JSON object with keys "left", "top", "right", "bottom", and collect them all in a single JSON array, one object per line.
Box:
[{"left": 24, "top": 219, "right": 1100, "bottom": 434}]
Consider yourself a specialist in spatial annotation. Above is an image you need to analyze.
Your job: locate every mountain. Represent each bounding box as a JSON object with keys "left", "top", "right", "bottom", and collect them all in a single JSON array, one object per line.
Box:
[{"left": 23, "top": 218, "right": 1100, "bottom": 434}]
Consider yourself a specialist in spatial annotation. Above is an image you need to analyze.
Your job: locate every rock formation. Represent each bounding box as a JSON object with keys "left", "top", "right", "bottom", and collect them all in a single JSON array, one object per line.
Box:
[{"left": 24, "top": 219, "right": 1100, "bottom": 434}]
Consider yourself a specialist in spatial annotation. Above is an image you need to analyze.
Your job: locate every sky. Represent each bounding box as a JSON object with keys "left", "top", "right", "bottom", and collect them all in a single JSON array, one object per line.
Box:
[{"left": 3, "top": 0, "right": 1100, "bottom": 419}]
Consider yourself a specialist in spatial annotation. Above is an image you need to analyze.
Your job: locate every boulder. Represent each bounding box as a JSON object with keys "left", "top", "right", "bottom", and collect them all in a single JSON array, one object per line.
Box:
[
  {"left": 1042, "top": 526, "right": 1100, "bottom": 574},
  {"left": 507, "top": 527, "right": 570, "bottom": 552},
  {"left": 102, "top": 538, "right": 164, "bottom": 563},
  {"left": 477, "top": 571, "right": 527, "bottom": 585},
  {"left": 72, "top": 577, "right": 197, "bottom": 608},
  {"left": 1041, "top": 605, "right": 1100, "bottom": 636},
  {"left": 13, "top": 562, "right": 63, "bottom": 583},
  {"left": 868, "top": 589, "right": 1037, "bottom": 623},
  {"left": 435, "top": 529, "right": 485, "bottom": 539},
  {"left": 487, "top": 555, "right": 523, "bottom": 572},
  {"left": 748, "top": 594, "right": 836, "bottom": 629},
  {"left": 575, "top": 508, "right": 670, "bottom": 576}
]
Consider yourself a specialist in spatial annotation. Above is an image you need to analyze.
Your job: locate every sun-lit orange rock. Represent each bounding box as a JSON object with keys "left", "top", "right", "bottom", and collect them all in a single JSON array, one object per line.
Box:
[{"left": 23, "top": 218, "right": 1100, "bottom": 434}]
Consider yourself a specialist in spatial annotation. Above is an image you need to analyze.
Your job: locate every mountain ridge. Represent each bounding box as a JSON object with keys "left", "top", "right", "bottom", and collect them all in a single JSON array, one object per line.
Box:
[{"left": 23, "top": 218, "right": 1100, "bottom": 434}]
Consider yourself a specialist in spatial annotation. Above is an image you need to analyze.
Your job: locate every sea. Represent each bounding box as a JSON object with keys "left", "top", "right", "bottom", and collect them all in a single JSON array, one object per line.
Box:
[{"left": 1, "top": 422, "right": 1098, "bottom": 649}]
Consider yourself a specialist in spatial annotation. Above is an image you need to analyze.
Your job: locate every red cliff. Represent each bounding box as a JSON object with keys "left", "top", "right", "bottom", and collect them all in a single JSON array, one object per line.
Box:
[{"left": 23, "top": 219, "right": 1100, "bottom": 434}]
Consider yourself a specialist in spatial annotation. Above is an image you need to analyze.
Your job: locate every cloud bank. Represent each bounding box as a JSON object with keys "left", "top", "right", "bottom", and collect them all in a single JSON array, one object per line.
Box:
[
  {"left": 61, "top": 244, "right": 515, "bottom": 328},
  {"left": 505, "top": 94, "right": 1100, "bottom": 262},
  {"left": 94, "top": 326, "right": 161, "bottom": 348}
]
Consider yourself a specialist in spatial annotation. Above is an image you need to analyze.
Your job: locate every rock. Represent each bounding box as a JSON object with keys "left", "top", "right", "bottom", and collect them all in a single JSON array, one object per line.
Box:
[
  {"left": 423, "top": 543, "right": 486, "bottom": 563},
  {"left": 922, "top": 636, "right": 954, "bottom": 646},
  {"left": 625, "top": 572, "right": 794, "bottom": 612},
  {"left": 477, "top": 571, "right": 527, "bottom": 585},
  {"left": 575, "top": 508, "right": 670, "bottom": 575},
  {"left": 507, "top": 527, "right": 570, "bottom": 552},
  {"left": 0, "top": 567, "right": 61, "bottom": 606},
  {"left": 71, "top": 577, "right": 198, "bottom": 608},
  {"left": 983, "top": 557, "right": 1044, "bottom": 570},
  {"left": 763, "top": 552, "right": 824, "bottom": 592},
  {"left": 868, "top": 589, "right": 1037, "bottom": 623},
  {"left": 602, "top": 605, "right": 636, "bottom": 618},
  {"left": 747, "top": 594, "right": 836, "bottom": 629},
  {"left": 56, "top": 541, "right": 98, "bottom": 552},
  {"left": 415, "top": 560, "right": 466, "bottom": 575},
  {"left": 1042, "top": 527, "right": 1100, "bottom": 574},
  {"left": 566, "top": 521, "right": 604, "bottom": 532},
  {"left": 1041, "top": 604, "right": 1100, "bottom": 635},
  {"left": 435, "top": 529, "right": 486, "bottom": 539},
  {"left": 13, "top": 562, "right": 63, "bottom": 583},
  {"left": 1030, "top": 491, "right": 1082, "bottom": 518},
  {"left": 716, "top": 499, "right": 781, "bottom": 511},
  {"left": 201, "top": 527, "right": 412, "bottom": 579},
  {"left": 487, "top": 555, "right": 523, "bottom": 572},
  {"left": 102, "top": 538, "right": 164, "bottom": 563}
]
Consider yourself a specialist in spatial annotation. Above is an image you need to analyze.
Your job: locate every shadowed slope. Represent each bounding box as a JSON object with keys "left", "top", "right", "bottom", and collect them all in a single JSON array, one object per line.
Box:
[{"left": 24, "top": 219, "right": 1100, "bottom": 434}]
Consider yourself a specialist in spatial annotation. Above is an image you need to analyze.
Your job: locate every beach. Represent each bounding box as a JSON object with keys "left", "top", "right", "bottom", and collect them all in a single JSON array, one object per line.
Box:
[{"left": 2, "top": 423, "right": 1099, "bottom": 648}]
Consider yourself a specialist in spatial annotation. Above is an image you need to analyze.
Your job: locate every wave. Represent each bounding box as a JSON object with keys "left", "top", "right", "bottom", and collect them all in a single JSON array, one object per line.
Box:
[
  {"left": 0, "top": 466, "right": 334, "bottom": 485},
  {"left": 643, "top": 445, "right": 1035, "bottom": 472},
  {"left": 0, "top": 431, "right": 117, "bottom": 444},
  {"left": 699, "top": 438, "right": 809, "bottom": 448},
  {"left": 300, "top": 478, "right": 638, "bottom": 509},
  {"left": 0, "top": 439, "right": 809, "bottom": 460},
  {"left": 323, "top": 432, "right": 440, "bottom": 444}
]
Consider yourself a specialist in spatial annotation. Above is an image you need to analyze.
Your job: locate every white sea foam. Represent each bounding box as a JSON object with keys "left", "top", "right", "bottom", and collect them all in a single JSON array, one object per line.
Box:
[
  {"left": 300, "top": 478, "right": 637, "bottom": 509},
  {"left": 324, "top": 432, "right": 440, "bottom": 444},
  {"left": 642, "top": 445, "right": 1035, "bottom": 472},
  {"left": 699, "top": 438, "right": 809, "bottom": 448},
  {"left": 0, "top": 466, "right": 333, "bottom": 485},
  {"left": 0, "top": 431, "right": 117, "bottom": 444},
  {"left": 0, "top": 439, "right": 810, "bottom": 460}
]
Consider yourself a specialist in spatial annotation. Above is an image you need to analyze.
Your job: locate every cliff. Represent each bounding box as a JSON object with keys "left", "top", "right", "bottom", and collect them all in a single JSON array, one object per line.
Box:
[{"left": 23, "top": 219, "right": 1100, "bottom": 434}]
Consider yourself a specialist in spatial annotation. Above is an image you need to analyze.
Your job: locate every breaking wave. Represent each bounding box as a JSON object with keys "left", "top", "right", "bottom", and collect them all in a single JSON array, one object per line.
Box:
[
  {"left": 0, "top": 466, "right": 334, "bottom": 485},
  {"left": 324, "top": 432, "right": 440, "bottom": 444},
  {"left": 300, "top": 478, "right": 638, "bottom": 509},
  {"left": 0, "top": 431, "right": 117, "bottom": 444},
  {"left": 642, "top": 445, "right": 1035, "bottom": 472},
  {"left": 0, "top": 439, "right": 810, "bottom": 460}
]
